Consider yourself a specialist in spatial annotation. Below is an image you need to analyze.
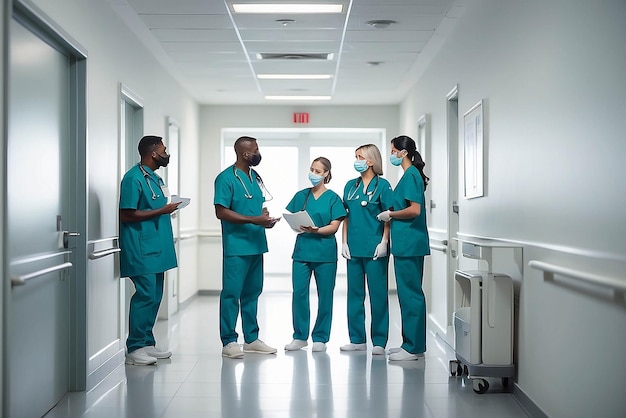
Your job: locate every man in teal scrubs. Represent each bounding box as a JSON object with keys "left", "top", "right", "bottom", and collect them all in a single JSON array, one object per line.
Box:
[
  {"left": 214, "top": 136, "right": 279, "bottom": 358},
  {"left": 120, "top": 135, "right": 181, "bottom": 365}
]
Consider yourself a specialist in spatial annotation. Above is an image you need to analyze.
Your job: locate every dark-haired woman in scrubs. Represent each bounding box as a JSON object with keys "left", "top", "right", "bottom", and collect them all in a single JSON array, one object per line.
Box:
[
  {"left": 284, "top": 157, "right": 346, "bottom": 353},
  {"left": 340, "top": 144, "right": 394, "bottom": 355},
  {"left": 377, "top": 135, "right": 430, "bottom": 361}
]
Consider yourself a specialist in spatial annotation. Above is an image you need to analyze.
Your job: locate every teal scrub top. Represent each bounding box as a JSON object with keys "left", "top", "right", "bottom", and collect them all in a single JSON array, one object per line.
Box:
[
  {"left": 119, "top": 164, "right": 178, "bottom": 277},
  {"left": 390, "top": 165, "right": 430, "bottom": 257},
  {"left": 214, "top": 165, "right": 268, "bottom": 256},
  {"left": 286, "top": 188, "right": 347, "bottom": 263},
  {"left": 343, "top": 176, "right": 394, "bottom": 257}
]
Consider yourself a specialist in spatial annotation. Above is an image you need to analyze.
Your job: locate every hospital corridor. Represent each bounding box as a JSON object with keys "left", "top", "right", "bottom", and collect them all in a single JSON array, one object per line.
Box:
[
  {"left": 43, "top": 282, "right": 529, "bottom": 418},
  {"left": 1, "top": 0, "right": 625, "bottom": 418}
]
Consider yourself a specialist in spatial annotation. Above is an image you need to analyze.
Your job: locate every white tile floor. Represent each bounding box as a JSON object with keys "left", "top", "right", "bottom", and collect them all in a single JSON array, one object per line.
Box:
[{"left": 45, "top": 277, "right": 530, "bottom": 418}]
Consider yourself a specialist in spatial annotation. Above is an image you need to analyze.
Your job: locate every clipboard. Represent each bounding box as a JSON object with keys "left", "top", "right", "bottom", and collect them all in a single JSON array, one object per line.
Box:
[{"left": 283, "top": 210, "right": 315, "bottom": 233}]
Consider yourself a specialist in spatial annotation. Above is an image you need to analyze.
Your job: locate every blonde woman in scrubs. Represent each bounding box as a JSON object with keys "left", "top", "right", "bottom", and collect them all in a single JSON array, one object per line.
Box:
[
  {"left": 284, "top": 157, "right": 347, "bottom": 352},
  {"left": 340, "top": 144, "right": 394, "bottom": 355},
  {"left": 377, "top": 135, "right": 430, "bottom": 361}
]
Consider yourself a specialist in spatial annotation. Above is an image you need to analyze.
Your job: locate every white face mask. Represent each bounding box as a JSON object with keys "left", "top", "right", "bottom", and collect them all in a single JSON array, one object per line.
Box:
[{"left": 308, "top": 172, "right": 323, "bottom": 186}]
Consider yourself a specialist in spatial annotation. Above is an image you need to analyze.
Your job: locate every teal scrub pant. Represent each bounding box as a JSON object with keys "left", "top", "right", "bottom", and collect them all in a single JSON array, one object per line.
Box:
[
  {"left": 220, "top": 255, "right": 264, "bottom": 345},
  {"left": 394, "top": 256, "right": 427, "bottom": 354},
  {"left": 291, "top": 260, "right": 337, "bottom": 343},
  {"left": 127, "top": 272, "right": 164, "bottom": 353},
  {"left": 346, "top": 256, "right": 389, "bottom": 347}
]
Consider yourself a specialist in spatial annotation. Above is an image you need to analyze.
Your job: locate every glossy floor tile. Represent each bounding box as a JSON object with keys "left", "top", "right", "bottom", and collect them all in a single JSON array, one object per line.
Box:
[{"left": 44, "top": 277, "right": 530, "bottom": 418}]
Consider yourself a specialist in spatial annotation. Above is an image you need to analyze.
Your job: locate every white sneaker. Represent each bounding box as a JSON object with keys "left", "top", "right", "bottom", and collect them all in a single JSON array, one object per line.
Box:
[
  {"left": 388, "top": 348, "right": 419, "bottom": 361},
  {"left": 284, "top": 339, "right": 308, "bottom": 351},
  {"left": 125, "top": 347, "right": 157, "bottom": 366},
  {"left": 222, "top": 342, "right": 244, "bottom": 359},
  {"left": 340, "top": 343, "right": 367, "bottom": 351},
  {"left": 371, "top": 346, "right": 386, "bottom": 355},
  {"left": 144, "top": 346, "right": 172, "bottom": 359},
  {"left": 388, "top": 347, "right": 402, "bottom": 354},
  {"left": 312, "top": 342, "right": 327, "bottom": 352},
  {"left": 243, "top": 339, "right": 277, "bottom": 354}
]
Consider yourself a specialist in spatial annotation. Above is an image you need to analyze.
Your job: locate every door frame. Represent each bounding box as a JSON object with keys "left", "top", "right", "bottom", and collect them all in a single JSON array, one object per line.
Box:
[
  {"left": 1, "top": 0, "right": 8, "bottom": 414},
  {"left": 118, "top": 84, "right": 144, "bottom": 348},
  {"left": 445, "top": 85, "right": 460, "bottom": 340}
]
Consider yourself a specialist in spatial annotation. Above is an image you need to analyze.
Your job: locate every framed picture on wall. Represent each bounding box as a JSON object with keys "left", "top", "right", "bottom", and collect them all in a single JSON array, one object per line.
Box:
[{"left": 463, "top": 99, "right": 484, "bottom": 199}]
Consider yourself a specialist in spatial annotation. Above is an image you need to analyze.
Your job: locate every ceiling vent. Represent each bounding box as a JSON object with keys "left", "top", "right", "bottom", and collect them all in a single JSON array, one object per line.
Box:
[{"left": 257, "top": 53, "right": 333, "bottom": 60}]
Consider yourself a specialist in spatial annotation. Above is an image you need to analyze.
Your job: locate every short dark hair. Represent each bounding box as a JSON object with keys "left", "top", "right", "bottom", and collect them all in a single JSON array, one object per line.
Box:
[
  {"left": 234, "top": 136, "right": 257, "bottom": 150},
  {"left": 138, "top": 135, "right": 163, "bottom": 157}
]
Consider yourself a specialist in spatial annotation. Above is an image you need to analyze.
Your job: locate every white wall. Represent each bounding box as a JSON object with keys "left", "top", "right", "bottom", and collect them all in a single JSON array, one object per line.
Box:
[
  {"left": 399, "top": 0, "right": 626, "bottom": 416},
  {"left": 197, "top": 105, "right": 399, "bottom": 290},
  {"left": 23, "top": 0, "right": 200, "bottom": 381}
]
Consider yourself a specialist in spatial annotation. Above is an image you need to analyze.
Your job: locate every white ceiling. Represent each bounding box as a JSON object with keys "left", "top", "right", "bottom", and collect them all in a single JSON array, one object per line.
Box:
[{"left": 109, "top": 0, "right": 465, "bottom": 105}]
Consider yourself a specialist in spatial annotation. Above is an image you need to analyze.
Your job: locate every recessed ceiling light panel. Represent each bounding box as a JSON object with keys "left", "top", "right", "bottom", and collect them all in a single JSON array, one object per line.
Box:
[
  {"left": 232, "top": 4, "right": 343, "bottom": 14},
  {"left": 265, "top": 95, "right": 332, "bottom": 101},
  {"left": 257, "top": 74, "right": 333, "bottom": 80}
]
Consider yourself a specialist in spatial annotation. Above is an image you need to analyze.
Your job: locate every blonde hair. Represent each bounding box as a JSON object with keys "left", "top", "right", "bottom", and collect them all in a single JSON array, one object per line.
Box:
[{"left": 356, "top": 144, "right": 383, "bottom": 175}]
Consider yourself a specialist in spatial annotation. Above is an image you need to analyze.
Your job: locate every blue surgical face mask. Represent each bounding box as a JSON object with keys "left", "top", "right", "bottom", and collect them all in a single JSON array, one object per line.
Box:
[
  {"left": 353, "top": 159, "right": 369, "bottom": 173},
  {"left": 309, "top": 172, "right": 323, "bottom": 186},
  {"left": 390, "top": 152, "right": 404, "bottom": 166}
]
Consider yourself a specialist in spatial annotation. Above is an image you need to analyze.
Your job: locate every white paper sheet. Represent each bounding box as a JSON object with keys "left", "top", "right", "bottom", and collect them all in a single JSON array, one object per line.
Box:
[
  {"left": 171, "top": 195, "right": 191, "bottom": 210},
  {"left": 283, "top": 210, "right": 315, "bottom": 233}
]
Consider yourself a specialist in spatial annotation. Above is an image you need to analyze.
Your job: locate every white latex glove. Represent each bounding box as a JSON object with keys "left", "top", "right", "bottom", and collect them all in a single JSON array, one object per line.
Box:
[
  {"left": 376, "top": 210, "right": 391, "bottom": 222},
  {"left": 341, "top": 243, "right": 351, "bottom": 260},
  {"left": 372, "top": 241, "right": 388, "bottom": 260}
]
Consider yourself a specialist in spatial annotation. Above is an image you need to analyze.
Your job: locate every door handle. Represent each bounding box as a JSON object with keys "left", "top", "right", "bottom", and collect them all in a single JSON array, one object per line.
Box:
[{"left": 63, "top": 231, "right": 80, "bottom": 248}]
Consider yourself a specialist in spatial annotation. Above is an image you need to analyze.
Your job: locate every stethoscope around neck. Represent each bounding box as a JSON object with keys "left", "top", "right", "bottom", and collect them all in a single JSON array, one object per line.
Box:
[
  {"left": 347, "top": 175, "right": 380, "bottom": 207},
  {"left": 233, "top": 166, "right": 273, "bottom": 201},
  {"left": 138, "top": 163, "right": 163, "bottom": 200}
]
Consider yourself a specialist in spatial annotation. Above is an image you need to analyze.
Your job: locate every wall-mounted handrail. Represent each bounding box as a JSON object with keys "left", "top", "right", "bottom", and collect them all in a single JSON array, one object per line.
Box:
[
  {"left": 11, "top": 262, "right": 73, "bottom": 286},
  {"left": 179, "top": 232, "right": 198, "bottom": 241},
  {"left": 529, "top": 260, "right": 626, "bottom": 292},
  {"left": 88, "top": 248, "right": 121, "bottom": 260},
  {"left": 430, "top": 244, "right": 447, "bottom": 253}
]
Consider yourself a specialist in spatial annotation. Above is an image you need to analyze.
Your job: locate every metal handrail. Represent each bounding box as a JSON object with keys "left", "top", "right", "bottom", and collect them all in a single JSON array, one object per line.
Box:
[
  {"left": 11, "top": 262, "right": 73, "bottom": 286},
  {"left": 529, "top": 260, "right": 626, "bottom": 292},
  {"left": 430, "top": 244, "right": 447, "bottom": 253}
]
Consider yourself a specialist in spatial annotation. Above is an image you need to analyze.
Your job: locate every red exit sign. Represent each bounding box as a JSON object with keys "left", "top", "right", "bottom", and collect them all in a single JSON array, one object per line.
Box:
[{"left": 293, "top": 112, "right": 309, "bottom": 124}]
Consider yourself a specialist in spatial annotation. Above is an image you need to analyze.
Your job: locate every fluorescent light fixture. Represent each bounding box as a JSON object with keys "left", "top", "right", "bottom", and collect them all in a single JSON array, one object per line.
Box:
[
  {"left": 265, "top": 95, "right": 332, "bottom": 101},
  {"left": 257, "top": 74, "right": 333, "bottom": 80},
  {"left": 232, "top": 4, "right": 343, "bottom": 14}
]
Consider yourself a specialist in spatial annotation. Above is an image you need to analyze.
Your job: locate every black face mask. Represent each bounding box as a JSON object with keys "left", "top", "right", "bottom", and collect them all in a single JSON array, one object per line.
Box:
[
  {"left": 247, "top": 152, "right": 262, "bottom": 166},
  {"left": 154, "top": 152, "right": 170, "bottom": 167}
]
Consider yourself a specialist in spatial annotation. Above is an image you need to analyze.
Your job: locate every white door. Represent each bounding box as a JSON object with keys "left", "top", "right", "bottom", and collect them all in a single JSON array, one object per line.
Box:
[
  {"left": 7, "top": 12, "right": 85, "bottom": 418},
  {"left": 426, "top": 88, "right": 460, "bottom": 344}
]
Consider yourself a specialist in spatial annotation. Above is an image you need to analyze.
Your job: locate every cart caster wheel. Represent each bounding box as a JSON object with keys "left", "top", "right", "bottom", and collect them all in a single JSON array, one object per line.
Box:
[
  {"left": 502, "top": 377, "right": 510, "bottom": 388},
  {"left": 472, "top": 378, "right": 489, "bottom": 394},
  {"left": 449, "top": 360, "right": 462, "bottom": 376},
  {"left": 463, "top": 365, "right": 469, "bottom": 376}
]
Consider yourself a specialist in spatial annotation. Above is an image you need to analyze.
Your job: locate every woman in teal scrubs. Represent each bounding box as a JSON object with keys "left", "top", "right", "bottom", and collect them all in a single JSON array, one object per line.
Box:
[
  {"left": 340, "top": 144, "right": 394, "bottom": 355},
  {"left": 284, "top": 157, "right": 346, "bottom": 352},
  {"left": 376, "top": 135, "right": 430, "bottom": 361}
]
